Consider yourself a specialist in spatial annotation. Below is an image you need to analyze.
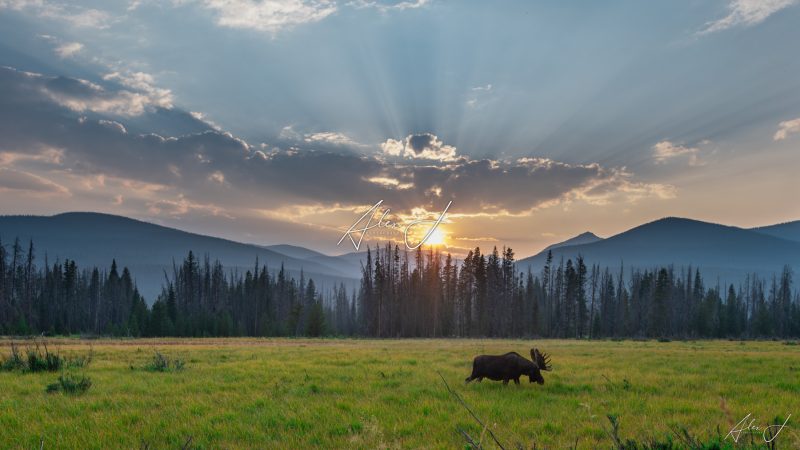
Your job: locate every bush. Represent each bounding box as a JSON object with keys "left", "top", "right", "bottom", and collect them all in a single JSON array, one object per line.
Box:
[
  {"left": 2, "top": 341, "right": 94, "bottom": 373},
  {"left": 0, "top": 342, "right": 25, "bottom": 371},
  {"left": 26, "top": 347, "right": 63, "bottom": 372},
  {"left": 144, "top": 351, "right": 185, "bottom": 372},
  {"left": 46, "top": 374, "right": 92, "bottom": 395},
  {"left": 1, "top": 341, "right": 64, "bottom": 372}
]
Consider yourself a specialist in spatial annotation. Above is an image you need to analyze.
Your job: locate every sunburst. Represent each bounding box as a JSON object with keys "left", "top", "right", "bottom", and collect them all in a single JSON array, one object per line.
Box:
[{"left": 423, "top": 227, "right": 447, "bottom": 246}]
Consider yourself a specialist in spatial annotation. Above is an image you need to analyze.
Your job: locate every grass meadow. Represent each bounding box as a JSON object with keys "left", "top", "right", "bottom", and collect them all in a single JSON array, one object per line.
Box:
[{"left": 0, "top": 338, "right": 798, "bottom": 449}]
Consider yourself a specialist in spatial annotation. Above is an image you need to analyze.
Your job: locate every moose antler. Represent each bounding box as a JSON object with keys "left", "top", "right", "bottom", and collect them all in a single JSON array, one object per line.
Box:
[{"left": 533, "top": 348, "right": 552, "bottom": 371}]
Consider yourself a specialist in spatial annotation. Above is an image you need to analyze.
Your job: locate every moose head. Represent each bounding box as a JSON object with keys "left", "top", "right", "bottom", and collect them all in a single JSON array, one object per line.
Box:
[{"left": 528, "top": 348, "right": 552, "bottom": 384}]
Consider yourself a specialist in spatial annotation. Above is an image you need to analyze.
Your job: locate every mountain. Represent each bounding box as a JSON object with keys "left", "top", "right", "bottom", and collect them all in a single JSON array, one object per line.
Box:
[
  {"left": 518, "top": 217, "right": 800, "bottom": 282},
  {"left": 266, "top": 244, "right": 365, "bottom": 279},
  {"left": 0, "top": 213, "right": 359, "bottom": 302},
  {"left": 542, "top": 232, "right": 602, "bottom": 252},
  {"left": 751, "top": 221, "right": 800, "bottom": 243},
  {"left": 264, "top": 244, "right": 329, "bottom": 260}
]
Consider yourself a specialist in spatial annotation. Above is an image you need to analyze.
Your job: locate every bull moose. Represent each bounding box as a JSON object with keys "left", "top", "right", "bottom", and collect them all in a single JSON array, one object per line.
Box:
[{"left": 465, "top": 348, "right": 552, "bottom": 385}]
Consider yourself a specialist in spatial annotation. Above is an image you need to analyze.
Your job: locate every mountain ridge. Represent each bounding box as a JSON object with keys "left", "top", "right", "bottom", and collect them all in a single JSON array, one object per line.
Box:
[
  {"left": 542, "top": 231, "right": 603, "bottom": 252},
  {"left": 0, "top": 212, "right": 360, "bottom": 302},
  {"left": 750, "top": 220, "right": 800, "bottom": 243},
  {"left": 518, "top": 216, "right": 800, "bottom": 282}
]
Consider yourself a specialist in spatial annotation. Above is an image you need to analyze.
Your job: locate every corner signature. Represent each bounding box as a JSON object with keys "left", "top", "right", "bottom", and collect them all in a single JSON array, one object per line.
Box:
[
  {"left": 337, "top": 200, "right": 452, "bottom": 251},
  {"left": 726, "top": 413, "right": 791, "bottom": 443}
]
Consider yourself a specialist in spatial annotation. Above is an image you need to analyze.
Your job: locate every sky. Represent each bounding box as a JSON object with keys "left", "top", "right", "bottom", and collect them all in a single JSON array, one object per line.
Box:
[{"left": 0, "top": 0, "right": 798, "bottom": 257}]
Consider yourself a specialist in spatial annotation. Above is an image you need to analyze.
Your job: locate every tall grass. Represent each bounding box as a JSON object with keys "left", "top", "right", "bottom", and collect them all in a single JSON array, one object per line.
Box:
[{"left": 0, "top": 339, "right": 93, "bottom": 372}]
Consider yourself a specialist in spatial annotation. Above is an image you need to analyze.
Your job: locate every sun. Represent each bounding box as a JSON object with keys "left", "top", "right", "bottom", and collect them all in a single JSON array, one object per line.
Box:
[{"left": 423, "top": 227, "right": 447, "bottom": 246}]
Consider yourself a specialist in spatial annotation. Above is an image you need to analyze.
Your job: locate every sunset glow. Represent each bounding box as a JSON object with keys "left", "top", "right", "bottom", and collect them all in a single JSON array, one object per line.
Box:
[{"left": 422, "top": 227, "right": 447, "bottom": 247}]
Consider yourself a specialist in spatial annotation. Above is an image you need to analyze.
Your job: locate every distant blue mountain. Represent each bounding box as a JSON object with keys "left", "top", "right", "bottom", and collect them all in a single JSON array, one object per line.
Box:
[
  {"left": 265, "top": 244, "right": 364, "bottom": 277},
  {"left": 518, "top": 217, "right": 800, "bottom": 283},
  {"left": 263, "top": 244, "right": 330, "bottom": 260},
  {"left": 0, "top": 213, "right": 359, "bottom": 302},
  {"left": 543, "top": 231, "right": 603, "bottom": 252},
  {"left": 751, "top": 221, "right": 800, "bottom": 243}
]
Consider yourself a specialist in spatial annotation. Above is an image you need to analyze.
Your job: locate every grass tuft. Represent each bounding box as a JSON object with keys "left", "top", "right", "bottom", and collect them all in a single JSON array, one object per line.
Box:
[
  {"left": 1, "top": 340, "right": 64, "bottom": 372},
  {"left": 2, "top": 340, "right": 93, "bottom": 373},
  {"left": 143, "top": 350, "right": 185, "bottom": 372},
  {"left": 0, "top": 341, "right": 25, "bottom": 371},
  {"left": 46, "top": 373, "right": 92, "bottom": 395}
]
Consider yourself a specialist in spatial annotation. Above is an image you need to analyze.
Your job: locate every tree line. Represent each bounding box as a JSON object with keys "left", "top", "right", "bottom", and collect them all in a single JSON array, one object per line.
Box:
[
  {"left": 354, "top": 244, "right": 800, "bottom": 338},
  {"left": 0, "top": 237, "right": 798, "bottom": 338}
]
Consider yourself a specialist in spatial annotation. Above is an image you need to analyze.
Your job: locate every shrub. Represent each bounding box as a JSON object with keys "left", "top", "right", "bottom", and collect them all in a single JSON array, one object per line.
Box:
[
  {"left": 26, "top": 346, "right": 63, "bottom": 372},
  {"left": 2, "top": 341, "right": 64, "bottom": 372},
  {"left": 2, "top": 341, "right": 94, "bottom": 373},
  {"left": 0, "top": 342, "right": 25, "bottom": 371},
  {"left": 46, "top": 374, "right": 92, "bottom": 395},
  {"left": 144, "top": 351, "right": 185, "bottom": 372}
]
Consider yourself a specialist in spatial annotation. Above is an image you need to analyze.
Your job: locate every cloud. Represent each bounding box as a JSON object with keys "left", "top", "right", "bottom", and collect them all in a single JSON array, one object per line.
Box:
[
  {"left": 54, "top": 41, "right": 84, "bottom": 58},
  {"left": 279, "top": 126, "right": 366, "bottom": 149},
  {"left": 347, "top": 0, "right": 428, "bottom": 13},
  {"left": 466, "top": 83, "right": 494, "bottom": 109},
  {"left": 699, "top": 0, "right": 796, "bottom": 35},
  {"left": 381, "top": 133, "right": 457, "bottom": 161},
  {"left": 33, "top": 38, "right": 177, "bottom": 119},
  {"left": 0, "top": 0, "right": 113, "bottom": 28},
  {"left": 58, "top": 7, "right": 111, "bottom": 28},
  {"left": 146, "top": 194, "right": 229, "bottom": 217},
  {"left": 37, "top": 34, "right": 84, "bottom": 59},
  {"left": 304, "top": 131, "right": 363, "bottom": 147},
  {"left": 98, "top": 119, "right": 128, "bottom": 134},
  {"left": 365, "top": 176, "right": 414, "bottom": 190},
  {"left": 189, "top": 0, "right": 426, "bottom": 34},
  {"left": 652, "top": 140, "right": 703, "bottom": 166},
  {"left": 1, "top": 65, "right": 171, "bottom": 117},
  {"left": 102, "top": 71, "right": 174, "bottom": 111},
  {"left": 196, "top": 0, "right": 337, "bottom": 34},
  {"left": 0, "top": 65, "right": 674, "bottom": 221},
  {"left": 0, "top": 167, "right": 69, "bottom": 196},
  {"left": 774, "top": 117, "right": 800, "bottom": 141}
]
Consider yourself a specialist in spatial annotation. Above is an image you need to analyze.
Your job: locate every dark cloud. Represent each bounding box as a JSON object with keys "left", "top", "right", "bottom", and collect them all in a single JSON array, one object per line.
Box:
[
  {"left": 0, "top": 65, "right": 671, "bottom": 217},
  {"left": 381, "top": 133, "right": 457, "bottom": 161},
  {"left": 407, "top": 134, "right": 433, "bottom": 154}
]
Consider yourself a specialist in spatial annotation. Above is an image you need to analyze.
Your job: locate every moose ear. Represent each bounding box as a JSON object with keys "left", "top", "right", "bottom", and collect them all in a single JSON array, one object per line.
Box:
[{"left": 530, "top": 348, "right": 537, "bottom": 364}]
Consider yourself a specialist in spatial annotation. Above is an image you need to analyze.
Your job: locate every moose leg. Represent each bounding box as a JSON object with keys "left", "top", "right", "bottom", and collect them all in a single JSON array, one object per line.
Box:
[
  {"left": 514, "top": 377, "right": 520, "bottom": 385},
  {"left": 464, "top": 375, "right": 474, "bottom": 384},
  {"left": 503, "top": 379, "right": 509, "bottom": 385}
]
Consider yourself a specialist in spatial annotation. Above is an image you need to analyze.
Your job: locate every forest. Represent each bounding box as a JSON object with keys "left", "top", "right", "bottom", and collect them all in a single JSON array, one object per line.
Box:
[{"left": 0, "top": 237, "right": 798, "bottom": 338}]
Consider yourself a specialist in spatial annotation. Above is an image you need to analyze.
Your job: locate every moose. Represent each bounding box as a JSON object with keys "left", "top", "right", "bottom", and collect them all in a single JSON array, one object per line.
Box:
[{"left": 465, "top": 348, "right": 552, "bottom": 385}]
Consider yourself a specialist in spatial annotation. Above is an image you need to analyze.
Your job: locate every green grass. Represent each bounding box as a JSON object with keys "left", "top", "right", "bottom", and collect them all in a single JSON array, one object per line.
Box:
[{"left": 0, "top": 339, "right": 798, "bottom": 449}]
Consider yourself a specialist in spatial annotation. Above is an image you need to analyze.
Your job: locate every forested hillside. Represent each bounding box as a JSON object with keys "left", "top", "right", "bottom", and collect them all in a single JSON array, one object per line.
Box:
[{"left": 0, "top": 213, "right": 359, "bottom": 301}]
